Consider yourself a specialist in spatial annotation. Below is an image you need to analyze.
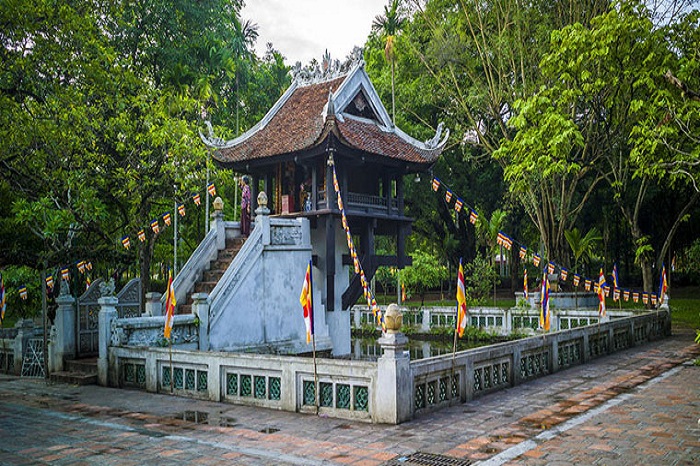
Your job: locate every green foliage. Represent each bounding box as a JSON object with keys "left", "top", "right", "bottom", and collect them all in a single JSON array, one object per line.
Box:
[
  {"left": 565, "top": 227, "right": 602, "bottom": 275},
  {"left": 0, "top": 266, "right": 42, "bottom": 321},
  {"left": 464, "top": 254, "right": 500, "bottom": 303},
  {"left": 399, "top": 249, "right": 449, "bottom": 306}
]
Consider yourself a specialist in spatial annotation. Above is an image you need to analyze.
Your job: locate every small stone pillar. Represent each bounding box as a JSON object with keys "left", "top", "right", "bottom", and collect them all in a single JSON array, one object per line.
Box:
[
  {"left": 144, "top": 292, "right": 163, "bottom": 317},
  {"left": 374, "top": 304, "right": 412, "bottom": 424},
  {"left": 97, "top": 295, "right": 118, "bottom": 387},
  {"left": 210, "top": 196, "right": 225, "bottom": 249},
  {"left": 50, "top": 287, "right": 76, "bottom": 372},
  {"left": 255, "top": 191, "right": 271, "bottom": 245},
  {"left": 421, "top": 308, "right": 431, "bottom": 332},
  {"left": 13, "top": 319, "right": 34, "bottom": 376},
  {"left": 192, "top": 293, "right": 209, "bottom": 351}
]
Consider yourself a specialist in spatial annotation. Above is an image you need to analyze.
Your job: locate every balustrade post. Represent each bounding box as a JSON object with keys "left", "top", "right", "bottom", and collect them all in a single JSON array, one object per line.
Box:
[
  {"left": 50, "top": 287, "right": 76, "bottom": 373},
  {"left": 144, "top": 292, "right": 163, "bottom": 317},
  {"left": 211, "top": 196, "right": 225, "bottom": 249},
  {"left": 13, "top": 319, "right": 34, "bottom": 376},
  {"left": 97, "top": 296, "right": 119, "bottom": 387},
  {"left": 192, "top": 293, "right": 210, "bottom": 351}
]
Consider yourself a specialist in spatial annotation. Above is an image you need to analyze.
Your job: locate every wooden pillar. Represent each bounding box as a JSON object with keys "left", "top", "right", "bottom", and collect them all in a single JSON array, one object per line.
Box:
[
  {"left": 311, "top": 165, "right": 318, "bottom": 211},
  {"left": 326, "top": 156, "right": 334, "bottom": 211},
  {"left": 250, "top": 176, "right": 258, "bottom": 217},
  {"left": 264, "top": 173, "right": 272, "bottom": 214},
  {"left": 397, "top": 174, "right": 404, "bottom": 215},
  {"left": 384, "top": 173, "right": 391, "bottom": 215},
  {"left": 398, "top": 223, "right": 407, "bottom": 269},
  {"left": 326, "top": 215, "right": 335, "bottom": 311}
]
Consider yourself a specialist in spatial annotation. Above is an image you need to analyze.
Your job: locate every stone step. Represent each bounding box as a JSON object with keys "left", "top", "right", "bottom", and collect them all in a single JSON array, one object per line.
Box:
[
  {"left": 194, "top": 282, "right": 217, "bottom": 293},
  {"left": 65, "top": 358, "right": 97, "bottom": 373},
  {"left": 210, "top": 258, "right": 234, "bottom": 270},
  {"left": 50, "top": 371, "right": 98, "bottom": 386},
  {"left": 177, "top": 304, "right": 192, "bottom": 315},
  {"left": 203, "top": 269, "right": 225, "bottom": 282}
]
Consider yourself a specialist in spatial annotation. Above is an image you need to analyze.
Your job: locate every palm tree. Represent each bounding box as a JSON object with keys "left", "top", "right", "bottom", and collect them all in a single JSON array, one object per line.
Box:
[
  {"left": 476, "top": 209, "right": 508, "bottom": 304},
  {"left": 565, "top": 227, "right": 602, "bottom": 308},
  {"left": 231, "top": 18, "right": 259, "bottom": 135},
  {"left": 372, "top": 0, "right": 406, "bottom": 125}
]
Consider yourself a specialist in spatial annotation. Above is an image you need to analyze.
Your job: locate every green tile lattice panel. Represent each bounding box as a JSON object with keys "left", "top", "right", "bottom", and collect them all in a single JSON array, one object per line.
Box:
[
  {"left": 336, "top": 384, "right": 351, "bottom": 409},
  {"left": 268, "top": 377, "right": 281, "bottom": 400},
  {"left": 173, "top": 368, "right": 183, "bottom": 389},
  {"left": 354, "top": 386, "right": 368, "bottom": 411},
  {"left": 427, "top": 380, "right": 436, "bottom": 405},
  {"left": 320, "top": 382, "right": 333, "bottom": 407},
  {"left": 439, "top": 377, "right": 448, "bottom": 402},
  {"left": 136, "top": 365, "right": 146, "bottom": 386},
  {"left": 303, "top": 380, "right": 315, "bottom": 405},
  {"left": 254, "top": 376, "right": 266, "bottom": 399},
  {"left": 124, "top": 363, "right": 135, "bottom": 383},
  {"left": 162, "top": 366, "right": 171, "bottom": 387},
  {"left": 240, "top": 374, "right": 252, "bottom": 397},
  {"left": 415, "top": 383, "right": 425, "bottom": 409},
  {"left": 185, "top": 369, "right": 196, "bottom": 390},
  {"left": 227, "top": 373, "right": 238, "bottom": 396},
  {"left": 197, "top": 370, "right": 208, "bottom": 391}
]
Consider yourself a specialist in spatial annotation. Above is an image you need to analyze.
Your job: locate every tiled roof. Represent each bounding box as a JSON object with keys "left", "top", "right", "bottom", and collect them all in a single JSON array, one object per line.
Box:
[{"left": 211, "top": 71, "right": 445, "bottom": 166}]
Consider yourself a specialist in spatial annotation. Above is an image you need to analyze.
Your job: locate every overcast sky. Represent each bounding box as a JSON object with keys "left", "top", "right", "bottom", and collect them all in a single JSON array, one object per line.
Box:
[{"left": 241, "top": 0, "right": 388, "bottom": 66}]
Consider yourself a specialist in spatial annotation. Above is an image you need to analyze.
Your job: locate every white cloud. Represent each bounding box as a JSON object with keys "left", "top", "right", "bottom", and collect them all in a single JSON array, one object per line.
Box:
[{"left": 241, "top": 0, "right": 387, "bottom": 65}]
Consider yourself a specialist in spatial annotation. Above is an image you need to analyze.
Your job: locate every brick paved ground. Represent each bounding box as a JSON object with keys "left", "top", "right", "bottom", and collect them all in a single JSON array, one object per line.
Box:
[{"left": 0, "top": 329, "right": 697, "bottom": 465}]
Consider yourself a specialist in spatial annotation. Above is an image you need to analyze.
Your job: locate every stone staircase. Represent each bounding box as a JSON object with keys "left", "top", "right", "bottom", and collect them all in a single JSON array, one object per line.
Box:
[
  {"left": 50, "top": 358, "right": 98, "bottom": 385},
  {"left": 177, "top": 238, "right": 245, "bottom": 315}
]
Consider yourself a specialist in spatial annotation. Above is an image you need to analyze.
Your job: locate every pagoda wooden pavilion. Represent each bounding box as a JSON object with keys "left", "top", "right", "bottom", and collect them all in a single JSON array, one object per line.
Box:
[{"left": 201, "top": 59, "right": 447, "bottom": 345}]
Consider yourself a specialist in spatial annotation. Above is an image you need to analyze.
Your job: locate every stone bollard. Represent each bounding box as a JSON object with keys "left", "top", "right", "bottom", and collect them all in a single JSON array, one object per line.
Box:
[
  {"left": 192, "top": 293, "right": 210, "bottom": 351},
  {"left": 374, "top": 304, "right": 412, "bottom": 424},
  {"left": 97, "top": 296, "right": 118, "bottom": 387},
  {"left": 256, "top": 191, "right": 271, "bottom": 245},
  {"left": 144, "top": 292, "right": 163, "bottom": 317},
  {"left": 210, "top": 196, "right": 226, "bottom": 249},
  {"left": 50, "top": 290, "right": 76, "bottom": 372}
]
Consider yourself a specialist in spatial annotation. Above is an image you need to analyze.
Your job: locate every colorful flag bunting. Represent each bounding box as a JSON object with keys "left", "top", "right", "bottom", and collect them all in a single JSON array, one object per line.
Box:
[
  {"left": 300, "top": 260, "right": 314, "bottom": 343},
  {"left": 623, "top": 290, "right": 630, "bottom": 301},
  {"left": 540, "top": 271, "right": 550, "bottom": 332},
  {"left": 61, "top": 268, "right": 70, "bottom": 282},
  {"left": 86, "top": 261, "right": 92, "bottom": 271},
  {"left": 523, "top": 268, "right": 528, "bottom": 300},
  {"left": 193, "top": 193, "right": 201, "bottom": 206},
  {"left": 612, "top": 263, "right": 620, "bottom": 290},
  {"left": 598, "top": 268, "right": 606, "bottom": 317},
  {"left": 651, "top": 294, "right": 657, "bottom": 305},
  {"left": 0, "top": 274, "right": 5, "bottom": 321},
  {"left": 547, "top": 262, "right": 555, "bottom": 274},
  {"left": 77, "top": 261, "right": 86, "bottom": 274},
  {"left": 138, "top": 229, "right": 146, "bottom": 242},
  {"left": 642, "top": 293, "right": 649, "bottom": 304},
  {"left": 445, "top": 190, "right": 452, "bottom": 203},
  {"left": 633, "top": 292, "right": 640, "bottom": 303},
  {"left": 401, "top": 283, "right": 406, "bottom": 303},
  {"left": 122, "top": 236, "right": 131, "bottom": 249},
  {"left": 163, "top": 212, "right": 172, "bottom": 226},
  {"left": 533, "top": 254, "right": 541, "bottom": 267},
  {"left": 519, "top": 246, "right": 527, "bottom": 260},
  {"left": 85, "top": 277, "right": 91, "bottom": 291},
  {"left": 456, "top": 259, "right": 467, "bottom": 338},
  {"left": 584, "top": 279, "right": 591, "bottom": 291},
  {"left": 207, "top": 183, "right": 217, "bottom": 197},
  {"left": 469, "top": 210, "right": 479, "bottom": 225},
  {"left": 432, "top": 177, "right": 441, "bottom": 192},
  {"left": 151, "top": 219, "right": 160, "bottom": 234},
  {"left": 613, "top": 288, "right": 620, "bottom": 301},
  {"left": 560, "top": 268, "right": 568, "bottom": 282},
  {"left": 573, "top": 274, "right": 581, "bottom": 287},
  {"left": 658, "top": 263, "right": 668, "bottom": 301},
  {"left": 454, "top": 198, "right": 463, "bottom": 212},
  {"left": 163, "top": 269, "right": 176, "bottom": 339},
  {"left": 46, "top": 275, "right": 54, "bottom": 291},
  {"left": 19, "top": 286, "right": 28, "bottom": 300},
  {"left": 177, "top": 203, "right": 186, "bottom": 217}
]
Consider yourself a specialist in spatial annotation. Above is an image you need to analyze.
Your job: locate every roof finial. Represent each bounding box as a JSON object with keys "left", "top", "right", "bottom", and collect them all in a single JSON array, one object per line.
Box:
[{"left": 325, "top": 89, "right": 335, "bottom": 121}]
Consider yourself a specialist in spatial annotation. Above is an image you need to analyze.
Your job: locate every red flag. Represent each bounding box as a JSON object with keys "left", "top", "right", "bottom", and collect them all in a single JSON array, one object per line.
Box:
[
  {"left": 163, "top": 270, "right": 176, "bottom": 339},
  {"left": 299, "top": 261, "right": 314, "bottom": 343}
]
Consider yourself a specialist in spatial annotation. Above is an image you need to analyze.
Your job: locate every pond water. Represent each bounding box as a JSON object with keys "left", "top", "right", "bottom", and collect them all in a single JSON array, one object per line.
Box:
[{"left": 350, "top": 335, "right": 492, "bottom": 361}]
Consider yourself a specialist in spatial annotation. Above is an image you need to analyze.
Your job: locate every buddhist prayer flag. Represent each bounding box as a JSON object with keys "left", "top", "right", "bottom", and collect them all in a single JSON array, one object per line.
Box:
[
  {"left": 496, "top": 232, "right": 512, "bottom": 250},
  {"left": 623, "top": 290, "right": 630, "bottom": 301},
  {"left": 207, "top": 183, "right": 216, "bottom": 197},
  {"left": 456, "top": 259, "right": 467, "bottom": 338},
  {"left": 519, "top": 246, "right": 527, "bottom": 260},
  {"left": 19, "top": 286, "right": 28, "bottom": 300},
  {"left": 560, "top": 268, "right": 568, "bottom": 282},
  {"left": 85, "top": 277, "right": 91, "bottom": 291},
  {"left": 138, "top": 229, "right": 146, "bottom": 242},
  {"left": 658, "top": 263, "right": 668, "bottom": 300},
  {"left": 547, "top": 262, "right": 555, "bottom": 274},
  {"left": 642, "top": 293, "right": 649, "bottom": 304},
  {"left": 163, "top": 212, "right": 171, "bottom": 226},
  {"left": 332, "top": 169, "right": 340, "bottom": 193},
  {"left": 163, "top": 269, "right": 176, "bottom": 339},
  {"left": 584, "top": 279, "right": 591, "bottom": 291},
  {"left": 300, "top": 260, "right": 314, "bottom": 343},
  {"left": 612, "top": 263, "right": 619, "bottom": 290},
  {"left": 454, "top": 198, "right": 463, "bottom": 212},
  {"left": 633, "top": 292, "right": 640, "bottom": 303},
  {"left": 121, "top": 235, "right": 130, "bottom": 249},
  {"left": 539, "top": 271, "right": 550, "bottom": 332},
  {"left": 86, "top": 261, "right": 92, "bottom": 271},
  {"left": 61, "top": 268, "right": 70, "bottom": 281},
  {"left": 597, "top": 268, "right": 606, "bottom": 317},
  {"left": 445, "top": 190, "right": 452, "bottom": 203},
  {"left": 533, "top": 254, "right": 541, "bottom": 267},
  {"left": 651, "top": 294, "right": 658, "bottom": 305},
  {"left": 178, "top": 203, "right": 186, "bottom": 217},
  {"left": 605, "top": 286, "right": 611, "bottom": 297},
  {"left": 193, "top": 193, "right": 201, "bottom": 206},
  {"left": 46, "top": 275, "right": 54, "bottom": 291},
  {"left": 523, "top": 268, "right": 528, "bottom": 300},
  {"left": 0, "top": 274, "right": 5, "bottom": 321},
  {"left": 469, "top": 210, "right": 479, "bottom": 225},
  {"left": 573, "top": 274, "right": 581, "bottom": 287},
  {"left": 613, "top": 288, "right": 620, "bottom": 301},
  {"left": 151, "top": 219, "right": 160, "bottom": 234},
  {"left": 77, "top": 261, "right": 86, "bottom": 274},
  {"left": 432, "top": 177, "right": 441, "bottom": 192}
]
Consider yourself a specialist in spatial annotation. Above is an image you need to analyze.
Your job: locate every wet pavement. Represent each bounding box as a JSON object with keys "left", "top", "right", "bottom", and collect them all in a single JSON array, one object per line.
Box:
[{"left": 0, "top": 328, "right": 698, "bottom": 465}]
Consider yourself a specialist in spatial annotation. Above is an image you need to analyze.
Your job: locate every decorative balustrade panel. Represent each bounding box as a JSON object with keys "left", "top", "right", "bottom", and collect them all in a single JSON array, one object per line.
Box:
[
  {"left": 473, "top": 358, "right": 510, "bottom": 396},
  {"left": 557, "top": 339, "right": 583, "bottom": 369},
  {"left": 414, "top": 372, "right": 459, "bottom": 412},
  {"left": 224, "top": 367, "right": 282, "bottom": 404},
  {"left": 520, "top": 349, "right": 549, "bottom": 380},
  {"left": 160, "top": 361, "right": 209, "bottom": 397},
  {"left": 300, "top": 377, "right": 371, "bottom": 414}
]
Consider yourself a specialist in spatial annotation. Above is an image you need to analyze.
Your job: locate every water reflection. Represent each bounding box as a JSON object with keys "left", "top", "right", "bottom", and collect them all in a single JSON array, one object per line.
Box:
[{"left": 351, "top": 335, "right": 489, "bottom": 361}]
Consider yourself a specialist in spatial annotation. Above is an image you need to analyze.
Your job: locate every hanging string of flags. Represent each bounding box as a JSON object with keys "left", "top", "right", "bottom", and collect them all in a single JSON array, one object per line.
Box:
[
  {"left": 431, "top": 176, "right": 669, "bottom": 308},
  {"left": 119, "top": 184, "right": 216, "bottom": 251},
  {"left": 331, "top": 161, "right": 385, "bottom": 330}
]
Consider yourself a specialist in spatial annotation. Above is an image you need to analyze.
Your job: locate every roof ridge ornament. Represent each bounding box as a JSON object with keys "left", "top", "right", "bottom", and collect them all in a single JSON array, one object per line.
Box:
[
  {"left": 324, "top": 89, "right": 335, "bottom": 121},
  {"left": 200, "top": 120, "right": 226, "bottom": 148},
  {"left": 425, "top": 122, "right": 448, "bottom": 149},
  {"left": 291, "top": 47, "right": 364, "bottom": 87}
]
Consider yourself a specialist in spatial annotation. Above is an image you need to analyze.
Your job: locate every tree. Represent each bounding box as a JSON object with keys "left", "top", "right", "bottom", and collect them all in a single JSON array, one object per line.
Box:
[
  {"left": 372, "top": 0, "right": 407, "bottom": 124},
  {"left": 399, "top": 249, "right": 449, "bottom": 308},
  {"left": 565, "top": 228, "right": 603, "bottom": 277}
]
